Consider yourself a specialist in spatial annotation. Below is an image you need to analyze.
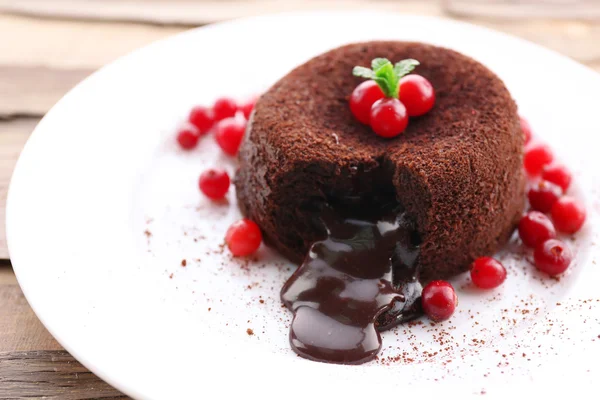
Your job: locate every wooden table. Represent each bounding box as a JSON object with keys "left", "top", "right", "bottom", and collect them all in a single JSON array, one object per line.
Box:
[{"left": 1, "top": 1, "right": 600, "bottom": 398}]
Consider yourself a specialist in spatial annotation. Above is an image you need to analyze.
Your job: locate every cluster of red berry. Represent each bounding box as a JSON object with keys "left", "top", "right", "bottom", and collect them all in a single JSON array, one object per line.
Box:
[
  {"left": 518, "top": 116, "right": 585, "bottom": 275},
  {"left": 176, "top": 96, "right": 264, "bottom": 257},
  {"left": 350, "top": 58, "right": 435, "bottom": 137},
  {"left": 177, "top": 96, "right": 255, "bottom": 154},
  {"left": 420, "top": 117, "right": 586, "bottom": 323}
]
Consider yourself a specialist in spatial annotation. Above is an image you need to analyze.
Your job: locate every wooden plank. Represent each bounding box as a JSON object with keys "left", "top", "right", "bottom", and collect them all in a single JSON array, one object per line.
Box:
[
  {"left": 474, "top": 19, "right": 600, "bottom": 65},
  {"left": 1, "top": 7, "right": 600, "bottom": 118},
  {"left": 0, "top": 264, "right": 125, "bottom": 398},
  {"left": 0, "top": 14, "right": 185, "bottom": 69},
  {"left": 0, "top": 8, "right": 600, "bottom": 120},
  {"left": 0, "top": 66, "right": 93, "bottom": 118},
  {"left": 0, "top": 261, "right": 16, "bottom": 284},
  {"left": 588, "top": 60, "right": 600, "bottom": 73},
  {"left": 0, "top": 284, "right": 62, "bottom": 352},
  {"left": 0, "top": 0, "right": 440, "bottom": 26},
  {"left": 0, "top": 1, "right": 599, "bottom": 76},
  {"left": 443, "top": 0, "right": 600, "bottom": 20},
  {"left": 0, "top": 118, "right": 38, "bottom": 259},
  {"left": 0, "top": 351, "right": 127, "bottom": 399}
]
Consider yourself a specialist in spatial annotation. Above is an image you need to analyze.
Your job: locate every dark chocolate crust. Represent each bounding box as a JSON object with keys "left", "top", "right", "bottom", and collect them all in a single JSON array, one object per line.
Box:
[{"left": 235, "top": 41, "right": 525, "bottom": 281}]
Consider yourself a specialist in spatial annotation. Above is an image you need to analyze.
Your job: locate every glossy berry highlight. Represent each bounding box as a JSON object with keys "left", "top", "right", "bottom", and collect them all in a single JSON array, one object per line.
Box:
[
  {"left": 542, "top": 163, "right": 572, "bottom": 192},
  {"left": 421, "top": 280, "right": 458, "bottom": 322},
  {"left": 199, "top": 169, "right": 230, "bottom": 200},
  {"left": 534, "top": 239, "right": 573, "bottom": 276},
  {"left": 551, "top": 196, "right": 586, "bottom": 234},
  {"left": 215, "top": 117, "right": 246, "bottom": 156},
  {"left": 349, "top": 80, "right": 385, "bottom": 125},
  {"left": 188, "top": 106, "right": 215, "bottom": 134},
  {"left": 518, "top": 211, "right": 556, "bottom": 248},
  {"left": 527, "top": 180, "right": 563, "bottom": 213},
  {"left": 399, "top": 74, "right": 435, "bottom": 117},
  {"left": 176, "top": 128, "right": 200, "bottom": 150},
  {"left": 470, "top": 257, "right": 507, "bottom": 289},
  {"left": 226, "top": 219, "right": 262, "bottom": 257},
  {"left": 369, "top": 98, "right": 409, "bottom": 138},
  {"left": 524, "top": 142, "right": 554, "bottom": 176},
  {"left": 212, "top": 97, "right": 238, "bottom": 121}
]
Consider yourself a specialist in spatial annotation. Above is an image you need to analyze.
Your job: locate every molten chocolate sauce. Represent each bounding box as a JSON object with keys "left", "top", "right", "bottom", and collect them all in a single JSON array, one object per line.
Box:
[{"left": 281, "top": 204, "right": 421, "bottom": 364}]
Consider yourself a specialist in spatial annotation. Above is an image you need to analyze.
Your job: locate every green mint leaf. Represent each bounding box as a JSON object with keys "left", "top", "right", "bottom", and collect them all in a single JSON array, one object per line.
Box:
[
  {"left": 373, "top": 76, "right": 393, "bottom": 98},
  {"left": 394, "top": 59, "right": 420, "bottom": 78},
  {"left": 371, "top": 58, "right": 391, "bottom": 72},
  {"left": 353, "top": 57, "right": 420, "bottom": 99},
  {"left": 352, "top": 66, "right": 375, "bottom": 79},
  {"left": 374, "top": 61, "right": 399, "bottom": 98}
]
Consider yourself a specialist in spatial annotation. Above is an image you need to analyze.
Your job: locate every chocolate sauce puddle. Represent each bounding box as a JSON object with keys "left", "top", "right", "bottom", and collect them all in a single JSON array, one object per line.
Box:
[{"left": 281, "top": 204, "right": 422, "bottom": 364}]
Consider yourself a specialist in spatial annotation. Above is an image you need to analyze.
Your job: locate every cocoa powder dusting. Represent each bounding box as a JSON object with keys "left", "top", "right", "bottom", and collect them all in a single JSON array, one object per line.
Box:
[{"left": 144, "top": 229, "right": 152, "bottom": 245}]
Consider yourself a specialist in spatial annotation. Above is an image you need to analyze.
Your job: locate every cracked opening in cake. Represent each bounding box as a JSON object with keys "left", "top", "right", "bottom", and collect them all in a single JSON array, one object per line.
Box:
[{"left": 280, "top": 165, "right": 423, "bottom": 364}]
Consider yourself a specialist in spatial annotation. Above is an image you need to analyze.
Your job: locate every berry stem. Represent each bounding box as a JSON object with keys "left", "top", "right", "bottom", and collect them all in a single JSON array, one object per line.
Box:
[{"left": 353, "top": 58, "right": 419, "bottom": 99}]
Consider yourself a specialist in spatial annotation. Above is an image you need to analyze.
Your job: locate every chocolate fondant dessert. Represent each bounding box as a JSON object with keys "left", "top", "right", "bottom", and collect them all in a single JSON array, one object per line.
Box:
[{"left": 236, "top": 41, "right": 525, "bottom": 283}]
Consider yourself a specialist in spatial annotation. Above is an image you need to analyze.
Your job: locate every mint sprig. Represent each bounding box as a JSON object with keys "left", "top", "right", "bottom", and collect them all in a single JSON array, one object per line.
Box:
[{"left": 352, "top": 58, "right": 419, "bottom": 98}]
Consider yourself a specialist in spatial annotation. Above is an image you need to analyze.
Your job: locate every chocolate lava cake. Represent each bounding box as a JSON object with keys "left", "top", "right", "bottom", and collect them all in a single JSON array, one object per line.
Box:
[{"left": 235, "top": 41, "right": 525, "bottom": 282}]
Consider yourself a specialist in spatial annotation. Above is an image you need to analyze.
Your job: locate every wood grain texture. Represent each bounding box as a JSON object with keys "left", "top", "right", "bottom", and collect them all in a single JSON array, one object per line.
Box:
[
  {"left": 0, "top": 283, "right": 62, "bottom": 352},
  {"left": 0, "top": 66, "right": 93, "bottom": 118},
  {"left": 469, "top": 19, "right": 600, "bottom": 66},
  {"left": 0, "top": 118, "right": 37, "bottom": 259},
  {"left": 0, "top": 351, "right": 127, "bottom": 399},
  {"left": 443, "top": 0, "right": 600, "bottom": 19},
  {"left": 0, "top": 0, "right": 440, "bottom": 25},
  {"left": 0, "top": 266, "right": 126, "bottom": 398},
  {"left": 2, "top": 8, "right": 600, "bottom": 118},
  {"left": 0, "top": 14, "right": 185, "bottom": 69},
  {"left": 0, "top": 261, "right": 16, "bottom": 284}
]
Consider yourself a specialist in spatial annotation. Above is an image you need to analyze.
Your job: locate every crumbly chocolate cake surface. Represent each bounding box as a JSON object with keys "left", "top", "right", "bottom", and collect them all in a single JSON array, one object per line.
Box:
[{"left": 235, "top": 41, "right": 525, "bottom": 281}]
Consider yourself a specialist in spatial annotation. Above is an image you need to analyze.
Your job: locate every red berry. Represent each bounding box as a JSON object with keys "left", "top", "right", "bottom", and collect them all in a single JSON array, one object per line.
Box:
[
  {"left": 239, "top": 96, "right": 258, "bottom": 120},
  {"left": 225, "top": 219, "right": 262, "bottom": 257},
  {"left": 470, "top": 257, "right": 507, "bottom": 289},
  {"left": 520, "top": 116, "right": 532, "bottom": 144},
  {"left": 215, "top": 117, "right": 246, "bottom": 156},
  {"left": 541, "top": 163, "right": 572, "bottom": 192},
  {"left": 534, "top": 239, "right": 573, "bottom": 276},
  {"left": 527, "top": 180, "right": 563, "bottom": 213},
  {"left": 369, "top": 98, "right": 409, "bottom": 138},
  {"left": 518, "top": 211, "right": 556, "bottom": 248},
  {"left": 188, "top": 106, "right": 215, "bottom": 134},
  {"left": 350, "top": 80, "right": 385, "bottom": 125},
  {"left": 198, "top": 169, "right": 230, "bottom": 200},
  {"left": 524, "top": 142, "right": 554, "bottom": 176},
  {"left": 212, "top": 97, "right": 238, "bottom": 121},
  {"left": 551, "top": 196, "right": 586, "bottom": 234},
  {"left": 421, "top": 280, "right": 457, "bottom": 322},
  {"left": 399, "top": 74, "right": 435, "bottom": 117},
  {"left": 176, "top": 128, "right": 200, "bottom": 150}
]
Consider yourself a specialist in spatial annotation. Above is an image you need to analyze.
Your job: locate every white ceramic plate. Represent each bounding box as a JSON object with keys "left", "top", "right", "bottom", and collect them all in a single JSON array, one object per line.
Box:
[{"left": 7, "top": 12, "right": 600, "bottom": 399}]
